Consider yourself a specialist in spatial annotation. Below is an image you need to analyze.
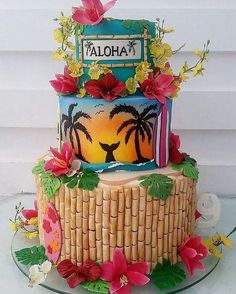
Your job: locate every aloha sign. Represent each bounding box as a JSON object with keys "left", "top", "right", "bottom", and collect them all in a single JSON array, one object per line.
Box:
[{"left": 82, "top": 39, "right": 142, "bottom": 61}]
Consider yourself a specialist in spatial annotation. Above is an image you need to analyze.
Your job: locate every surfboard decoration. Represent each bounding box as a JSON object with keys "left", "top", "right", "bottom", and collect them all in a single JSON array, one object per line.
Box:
[
  {"left": 154, "top": 102, "right": 171, "bottom": 168},
  {"left": 42, "top": 203, "right": 62, "bottom": 264}
]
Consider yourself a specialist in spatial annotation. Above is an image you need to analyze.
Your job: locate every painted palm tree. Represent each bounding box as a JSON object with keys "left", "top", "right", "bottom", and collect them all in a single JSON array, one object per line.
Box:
[
  {"left": 85, "top": 41, "right": 94, "bottom": 56},
  {"left": 127, "top": 40, "right": 137, "bottom": 55},
  {"left": 110, "top": 104, "right": 157, "bottom": 163},
  {"left": 61, "top": 103, "right": 92, "bottom": 161}
]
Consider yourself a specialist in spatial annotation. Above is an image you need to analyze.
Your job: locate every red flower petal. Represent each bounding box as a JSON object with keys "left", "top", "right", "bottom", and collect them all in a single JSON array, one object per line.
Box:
[
  {"left": 103, "top": 0, "right": 117, "bottom": 13},
  {"left": 100, "top": 261, "right": 114, "bottom": 282},
  {"left": 86, "top": 264, "right": 102, "bottom": 281},
  {"left": 127, "top": 262, "right": 149, "bottom": 274},
  {"left": 117, "top": 284, "right": 131, "bottom": 294},
  {"left": 110, "top": 277, "right": 122, "bottom": 294},
  {"left": 113, "top": 248, "right": 128, "bottom": 276},
  {"left": 195, "top": 210, "right": 202, "bottom": 220},
  {"left": 156, "top": 74, "right": 173, "bottom": 88},
  {"left": 67, "top": 272, "right": 85, "bottom": 288},
  {"left": 48, "top": 207, "right": 58, "bottom": 223},
  {"left": 57, "top": 259, "right": 78, "bottom": 279},
  {"left": 43, "top": 219, "right": 52, "bottom": 234},
  {"left": 127, "top": 270, "right": 150, "bottom": 286},
  {"left": 21, "top": 209, "right": 38, "bottom": 220}
]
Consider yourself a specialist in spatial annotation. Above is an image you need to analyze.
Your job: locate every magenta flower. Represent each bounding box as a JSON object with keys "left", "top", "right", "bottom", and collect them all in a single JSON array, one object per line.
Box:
[
  {"left": 101, "top": 248, "right": 150, "bottom": 294},
  {"left": 179, "top": 235, "right": 208, "bottom": 276},
  {"left": 141, "top": 73, "right": 177, "bottom": 104},
  {"left": 44, "top": 142, "right": 81, "bottom": 177},
  {"left": 72, "top": 0, "right": 117, "bottom": 25},
  {"left": 22, "top": 199, "right": 38, "bottom": 220},
  {"left": 49, "top": 66, "right": 78, "bottom": 95}
]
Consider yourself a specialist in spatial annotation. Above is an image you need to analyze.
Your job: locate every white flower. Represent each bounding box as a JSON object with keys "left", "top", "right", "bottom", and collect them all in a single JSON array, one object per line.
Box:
[{"left": 28, "top": 261, "right": 52, "bottom": 288}]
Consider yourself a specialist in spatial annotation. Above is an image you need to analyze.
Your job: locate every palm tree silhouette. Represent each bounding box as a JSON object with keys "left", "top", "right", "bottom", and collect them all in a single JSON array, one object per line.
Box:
[
  {"left": 61, "top": 103, "right": 92, "bottom": 161},
  {"left": 85, "top": 41, "right": 94, "bottom": 56},
  {"left": 110, "top": 104, "right": 157, "bottom": 163},
  {"left": 127, "top": 40, "right": 137, "bottom": 55}
]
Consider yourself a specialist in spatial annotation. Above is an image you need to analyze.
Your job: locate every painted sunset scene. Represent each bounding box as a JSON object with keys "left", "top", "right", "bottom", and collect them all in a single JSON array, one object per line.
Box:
[{"left": 59, "top": 96, "right": 161, "bottom": 164}]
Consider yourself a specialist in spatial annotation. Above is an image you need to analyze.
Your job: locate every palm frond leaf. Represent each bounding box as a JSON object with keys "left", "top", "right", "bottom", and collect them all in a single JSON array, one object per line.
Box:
[
  {"left": 141, "top": 122, "right": 152, "bottom": 143},
  {"left": 74, "top": 122, "right": 92, "bottom": 142},
  {"left": 63, "top": 120, "right": 71, "bottom": 138},
  {"left": 117, "top": 119, "right": 137, "bottom": 134},
  {"left": 110, "top": 104, "right": 139, "bottom": 119},
  {"left": 68, "top": 103, "right": 78, "bottom": 118},
  {"left": 140, "top": 104, "right": 158, "bottom": 119},
  {"left": 61, "top": 113, "right": 69, "bottom": 123},
  {"left": 125, "top": 126, "right": 136, "bottom": 144},
  {"left": 143, "top": 112, "right": 157, "bottom": 121},
  {"left": 139, "top": 126, "right": 145, "bottom": 142},
  {"left": 73, "top": 111, "right": 91, "bottom": 123}
]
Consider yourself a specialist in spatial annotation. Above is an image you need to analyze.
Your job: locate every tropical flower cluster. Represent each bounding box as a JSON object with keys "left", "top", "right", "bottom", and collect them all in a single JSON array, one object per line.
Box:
[
  {"left": 204, "top": 232, "right": 234, "bottom": 258},
  {"left": 9, "top": 201, "right": 39, "bottom": 239},
  {"left": 44, "top": 142, "right": 81, "bottom": 176},
  {"left": 57, "top": 248, "right": 150, "bottom": 293}
]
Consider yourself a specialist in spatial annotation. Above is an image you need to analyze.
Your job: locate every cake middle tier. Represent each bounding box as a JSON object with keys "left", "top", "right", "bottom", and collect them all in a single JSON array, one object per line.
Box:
[{"left": 59, "top": 95, "right": 172, "bottom": 167}]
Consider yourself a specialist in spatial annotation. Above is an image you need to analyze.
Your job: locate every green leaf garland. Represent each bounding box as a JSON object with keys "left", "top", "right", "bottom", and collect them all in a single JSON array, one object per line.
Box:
[
  {"left": 139, "top": 174, "right": 173, "bottom": 200},
  {"left": 61, "top": 169, "right": 99, "bottom": 191},
  {"left": 150, "top": 259, "right": 186, "bottom": 290},
  {"left": 32, "top": 160, "right": 45, "bottom": 175},
  {"left": 171, "top": 157, "right": 199, "bottom": 180},
  {"left": 80, "top": 279, "right": 109, "bottom": 294},
  {"left": 122, "top": 19, "right": 150, "bottom": 33},
  {"left": 41, "top": 172, "right": 61, "bottom": 199},
  {"left": 15, "top": 245, "right": 48, "bottom": 266},
  {"left": 78, "top": 169, "right": 99, "bottom": 191}
]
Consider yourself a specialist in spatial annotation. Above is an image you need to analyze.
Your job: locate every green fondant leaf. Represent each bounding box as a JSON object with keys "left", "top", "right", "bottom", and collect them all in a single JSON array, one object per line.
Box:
[
  {"left": 78, "top": 169, "right": 99, "bottom": 191},
  {"left": 80, "top": 279, "right": 109, "bottom": 294},
  {"left": 15, "top": 246, "right": 48, "bottom": 266},
  {"left": 66, "top": 176, "right": 79, "bottom": 188},
  {"left": 139, "top": 174, "right": 173, "bottom": 200},
  {"left": 32, "top": 160, "right": 45, "bottom": 175},
  {"left": 171, "top": 157, "right": 199, "bottom": 180},
  {"left": 41, "top": 172, "right": 61, "bottom": 199},
  {"left": 75, "top": 23, "right": 85, "bottom": 33},
  {"left": 122, "top": 19, "right": 149, "bottom": 33},
  {"left": 150, "top": 259, "right": 186, "bottom": 290}
]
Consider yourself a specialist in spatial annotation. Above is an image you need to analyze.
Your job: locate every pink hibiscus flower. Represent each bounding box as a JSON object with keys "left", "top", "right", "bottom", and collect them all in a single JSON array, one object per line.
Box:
[
  {"left": 141, "top": 73, "right": 177, "bottom": 104},
  {"left": 179, "top": 235, "right": 208, "bottom": 276},
  {"left": 22, "top": 199, "right": 38, "bottom": 220},
  {"left": 101, "top": 248, "right": 150, "bottom": 294},
  {"left": 49, "top": 66, "right": 78, "bottom": 95},
  {"left": 72, "top": 0, "right": 117, "bottom": 25},
  {"left": 44, "top": 142, "right": 81, "bottom": 177}
]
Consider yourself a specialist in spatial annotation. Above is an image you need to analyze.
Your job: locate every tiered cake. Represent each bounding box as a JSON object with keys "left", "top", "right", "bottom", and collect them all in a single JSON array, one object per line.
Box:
[{"left": 33, "top": 0, "right": 209, "bottom": 284}]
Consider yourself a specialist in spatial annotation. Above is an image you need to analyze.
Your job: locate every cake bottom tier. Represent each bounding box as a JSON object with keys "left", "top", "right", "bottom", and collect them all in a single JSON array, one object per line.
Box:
[{"left": 36, "top": 174, "right": 196, "bottom": 271}]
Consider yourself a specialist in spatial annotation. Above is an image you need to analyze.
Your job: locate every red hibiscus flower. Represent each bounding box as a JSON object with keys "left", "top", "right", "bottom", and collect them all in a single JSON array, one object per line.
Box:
[
  {"left": 179, "top": 235, "right": 208, "bottom": 276},
  {"left": 22, "top": 199, "right": 38, "bottom": 220},
  {"left": 101, "top": 248, "right": 150, "bottom": 294},
  {"left": 72, "top": 0, "right": 117, "bottom": 25},
  {"left": 57, "top": 259, "right": 102, "bottom": 288},
  {"left": 44, "top": 142, "right": 80, "bottom": 177},
  {"left": 85, "top": 73, "right": 125, "bottom": 102},
  {"left": 50, "top": 66, "right": 78, "bottom": 95},
  {"left": 169, "top": 132, "right": 186, "bottom": 164},
  {"left": 195, "top": 210, "right": 202, "bottom": 220},
  {"left": 48, "top": 207, "right": 57, "bottom": 224},
  {"left": 141, "top": 73, "right": 176, "bottom": 104},
  {"left": 43, "top": 219, "right": 52, "bottom": 234}
]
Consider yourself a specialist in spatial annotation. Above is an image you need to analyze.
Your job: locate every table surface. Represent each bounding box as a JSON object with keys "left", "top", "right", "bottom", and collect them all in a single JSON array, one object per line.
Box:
[{"left": 1, "top": 194, "right": 236, "bottom": 294}]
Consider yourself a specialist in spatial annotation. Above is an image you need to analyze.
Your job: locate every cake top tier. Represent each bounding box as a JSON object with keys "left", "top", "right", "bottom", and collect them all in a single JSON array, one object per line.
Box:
[{"left": 50, "top": 0, "right": 210, "bottom": 101}]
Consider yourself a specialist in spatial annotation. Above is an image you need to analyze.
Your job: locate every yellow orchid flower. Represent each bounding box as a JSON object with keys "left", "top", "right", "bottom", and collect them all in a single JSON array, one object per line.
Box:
[
  {"left": 179, "top": 63, "right": 190, "bottom": 81},
  {"left": 53, "top": 29, "right": 63, "bottom": 43},
  {"left": 203, "top": 238, "right": 222, "bottom": 258},
  {"left": 216, "top": 234, "right": 233, "bottom": 249},
  {"left": 9, "top": 222, "right": 18, "bottom": 231},
  {"left": 193, "top": 62, "right": 204, "bottom": 76},
  {"left": 23, "top": 231, "right": 38, "bottom": 240},
  {"left": 28, "top": 217, "right": 38, "bottom": 227},
  {"left": 162, "top": 27, "right": 175, "bottom": 33},
  {"left": 126, "top": 77, "right": 139, "bottom": 94},
  {"left": 76, "top": 88, "right": 86, "bottom": 98},
  {"left": 51, "top": 48, "right": 66, "bottom": 60},
  {"left": 68, "top": 62, "right": 84, "bottom": 77},
  {"left": 135, "top": 61, "right": 152, "bottom": 83}
]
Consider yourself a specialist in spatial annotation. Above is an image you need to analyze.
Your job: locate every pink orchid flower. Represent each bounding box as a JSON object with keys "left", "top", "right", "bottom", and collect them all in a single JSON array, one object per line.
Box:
[
  {"left": 44, "top": 142, "right": 81, "bottom": 177},
  {"left": 72, "top": 0, "right": 117, "bottom": 25},
  {"left": 101, "top": 248, "right": 150, "bottom": 294},
  {"left": 141, "top": 73, "right": 177, "bottom": 104},
  {"left": 22, "top": 199, "right": 38, "bottom": 220},
  {"left": 179, "top": 235, "right": 208, "bottom": 276}
]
